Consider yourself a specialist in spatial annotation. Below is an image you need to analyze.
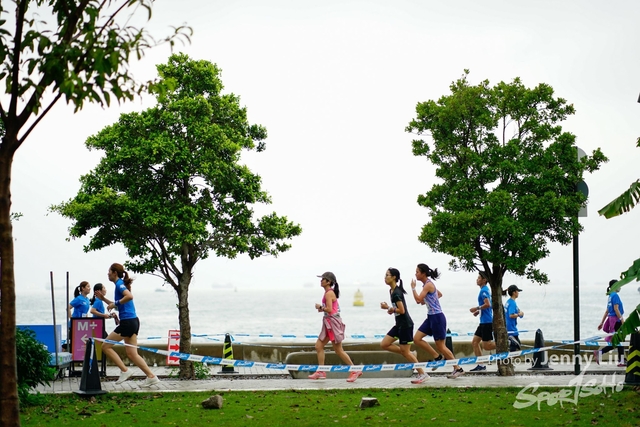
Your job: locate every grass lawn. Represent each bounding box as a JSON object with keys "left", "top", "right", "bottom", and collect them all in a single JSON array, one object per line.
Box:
[{"left": 21, "top": 387, "right": 639, "bottom": 426}]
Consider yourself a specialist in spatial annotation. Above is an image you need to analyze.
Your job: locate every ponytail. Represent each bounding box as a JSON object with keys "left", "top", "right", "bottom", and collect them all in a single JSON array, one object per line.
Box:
[
  {"left": 74, "top": 281, "right": 89, "bottom": 298},
  {"left": 110, "top": 263, "right": 134, "bottom": 291},
  {"left": 388, "top": 268, "right": 407, "bottom": 294},
  {"left": 398, "top": 278, "right": 407, "bottom": 295},
  {"left": 417, "top": 263, "right": 440, "bottom": 280},
  {"left": 333, "top": 282, "right": 341, "bottom": 299}
]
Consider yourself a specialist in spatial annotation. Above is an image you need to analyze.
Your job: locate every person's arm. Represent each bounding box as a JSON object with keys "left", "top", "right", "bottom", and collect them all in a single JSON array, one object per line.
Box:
[
  {"left": 410, "top": 279, "right": 430, "bottom": 304},
  {"left": 393, "top": 300, "right": 406, "bottom": 315},
  {"left": 613, "top": 304, "right": 623, "bottom": 322},
  {"left": 108, "top": 288, "right": 133, "bottom": 311},
  {"left": 471, "top": 297, "right": 490, "bottom": 314},
  {"left": 97, "top": 292, "right": 113, "bottom": 306},
  {"left": 437, "top": 289, "right": 443, "bottom": 299},
  {"left": 597, "top": 310, "right": 608, "bottom": 330},
  {"left": 68, "top": 303, "right": 73, "bottom": 319},
  {"left": 90, "top": 306, "right": 111, "bottom": 319}
]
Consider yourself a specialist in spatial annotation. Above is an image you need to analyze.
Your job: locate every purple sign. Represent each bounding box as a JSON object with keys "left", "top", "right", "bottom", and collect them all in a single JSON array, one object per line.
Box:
[{"left": 70, "top": 318, "right": 104, "bottom": 361}]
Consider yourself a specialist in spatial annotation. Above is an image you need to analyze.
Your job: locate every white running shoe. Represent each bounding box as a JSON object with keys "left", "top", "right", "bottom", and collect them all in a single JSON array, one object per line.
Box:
[
  {"left": 411, "top": 373, "right": 430, "bottom": 384},
  {"left": 115, "top": 369, "right": 134, "bottom": 384},
  {"left": 140, "top": 376, "right": 160, "bottom": 388}
]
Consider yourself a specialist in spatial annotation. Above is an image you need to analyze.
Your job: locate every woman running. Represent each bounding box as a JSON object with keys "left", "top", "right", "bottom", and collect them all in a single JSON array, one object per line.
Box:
[
  {"left": 411, "top": 263, "right": 464, "bottom": 381},
  {"left": 380, "top": 267, "right": 428, "bottom": 384},
  {"left": 308, "top": 271, "right": 362, "bottom": 382},
  {"left": 101, "top": 263, "right": 160, "bottom": 387}
]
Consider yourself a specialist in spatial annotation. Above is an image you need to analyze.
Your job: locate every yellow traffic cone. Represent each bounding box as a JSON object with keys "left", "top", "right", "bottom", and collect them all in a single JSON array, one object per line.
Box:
[{"left": 220, "top": 333, "right": 237, "bottom": 374}]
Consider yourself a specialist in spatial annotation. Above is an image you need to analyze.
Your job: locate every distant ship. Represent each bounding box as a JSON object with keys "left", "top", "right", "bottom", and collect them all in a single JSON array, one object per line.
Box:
[{"left": 353, "top": 289, "right": 364, "bottom": 306}]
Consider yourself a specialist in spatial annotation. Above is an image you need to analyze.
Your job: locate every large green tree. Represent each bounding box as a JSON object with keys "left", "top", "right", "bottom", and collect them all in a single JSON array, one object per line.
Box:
[
  {"left": 0, "top": 1, "right": 188, "bottom": 424},
  {"left": 52, "top": 53, "right": 302, "bottom": 379},
  {"left": 406, "top": 71, "right": 607, "bottom": 375}
]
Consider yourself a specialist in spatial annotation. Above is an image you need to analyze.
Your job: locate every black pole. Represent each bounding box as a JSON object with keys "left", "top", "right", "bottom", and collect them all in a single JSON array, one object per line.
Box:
[{"left": 573, "top": 232, "right": 580, "bottom": 375}]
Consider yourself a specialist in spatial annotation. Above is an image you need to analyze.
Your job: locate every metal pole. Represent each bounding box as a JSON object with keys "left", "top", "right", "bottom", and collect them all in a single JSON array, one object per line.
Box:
[{"left": 573, "top": 232, "right": 580, "bottom": 375}]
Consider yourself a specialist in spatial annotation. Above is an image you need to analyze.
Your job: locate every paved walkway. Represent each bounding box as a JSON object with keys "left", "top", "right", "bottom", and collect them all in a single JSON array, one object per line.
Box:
[{"left": 36, "top": 362, "right": 632, "bottom": 394}]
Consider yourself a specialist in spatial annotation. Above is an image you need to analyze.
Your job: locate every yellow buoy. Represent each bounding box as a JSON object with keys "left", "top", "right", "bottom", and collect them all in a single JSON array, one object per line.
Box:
[{"left": 353, "top": 289, "right": 364, "bottom": 306}]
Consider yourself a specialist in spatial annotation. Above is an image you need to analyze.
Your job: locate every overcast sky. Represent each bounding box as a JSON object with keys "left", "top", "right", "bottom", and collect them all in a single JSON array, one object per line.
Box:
[{"left": 9, "top": 0, "right": 640, "bottom": 295}]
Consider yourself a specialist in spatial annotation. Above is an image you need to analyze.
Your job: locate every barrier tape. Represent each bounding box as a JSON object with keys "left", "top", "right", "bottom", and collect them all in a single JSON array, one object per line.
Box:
[
  {"left": 135, "top": 330, "right": 531, "bottom": 342},
  {"left": 92, "top": 334, "right": 620, "bottom": 373}
]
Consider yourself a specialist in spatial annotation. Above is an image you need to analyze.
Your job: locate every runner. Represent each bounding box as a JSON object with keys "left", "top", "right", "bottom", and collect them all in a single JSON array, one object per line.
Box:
[
  {"left": 308, "top": 271, "right": 362, "bottom": 382},
  {"left": 411, "top": 263, "right": 464, "bottom": 381},
  {"left": 469, "top": 272, "right": 496, "bottom": 371},
  {"left": 595, "top": 279, "right": 626, "bottom": 367},
  {"left": 379, "top": 267, "right": 428, "bottom": 383}
]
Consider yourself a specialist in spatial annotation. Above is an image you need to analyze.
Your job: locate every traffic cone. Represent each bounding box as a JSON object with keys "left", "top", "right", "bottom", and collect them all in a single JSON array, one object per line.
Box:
[
  {"left": 219, "top": 333, "right": 238, "bottom": 374},
  {"left": 625, "top": 332, "right": 640, "bottom": 385},
  {"left": 74, "top": 338, "right": 107, "bottom": 396},
  {"left": 528, "top": 329, "right": 553, "bottom": 371}
]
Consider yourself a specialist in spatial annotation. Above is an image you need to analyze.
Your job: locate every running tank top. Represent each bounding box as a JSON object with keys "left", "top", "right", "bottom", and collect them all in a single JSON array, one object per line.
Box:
[
  {"left": 322, "top": 290, "right": 340, "bottom": 315},
  {"left": 423, "top": 280, "right": 442, "bottom": 315}
]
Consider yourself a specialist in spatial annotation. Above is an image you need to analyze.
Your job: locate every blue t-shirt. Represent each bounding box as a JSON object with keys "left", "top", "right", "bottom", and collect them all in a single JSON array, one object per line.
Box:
[
  {"left": 504, "top": 298, "right": 521, "bottom": 336},
  {"left": 606, "top": 292, "right": 624, "bottom": 317},
  {"left": 114, "top": 278, "right": 137, "bottom": 320},
  {"left": 478, "top": 285, "right": 492, "bottom": 324},
  {"left": 69, "top": 295, "right": 90, "bottom": 318},
  {"left": 92, "top": 298, "right": 106, "bottom": 317}
]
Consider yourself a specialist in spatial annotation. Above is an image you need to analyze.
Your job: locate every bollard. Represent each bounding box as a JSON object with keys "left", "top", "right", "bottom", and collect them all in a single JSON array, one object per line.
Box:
[
  {"left": 445, "top": 329, "right": 454, "bottom": 356},
  {"left": 74, "top": 338, "right": 107, "bottom": 396},
  {"left": 528, "top": 329, "right": 553, "bottom": 371},
  {"left": 219, "top": 333, "right": 238, "bottom": 374},
  {"left": 625, "top": 332, "right": 640, "bottom": 385}
]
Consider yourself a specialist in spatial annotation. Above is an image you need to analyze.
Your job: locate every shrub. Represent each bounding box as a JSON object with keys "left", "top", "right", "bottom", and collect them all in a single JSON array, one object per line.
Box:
[{"left": 16, "top": 328, "right": 56, "bottom": 407}]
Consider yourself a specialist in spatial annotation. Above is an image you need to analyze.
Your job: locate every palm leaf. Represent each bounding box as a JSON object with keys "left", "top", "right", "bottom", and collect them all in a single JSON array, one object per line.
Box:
[
  {"left": 611, "top": 305, "right": 640, "bottom": 346},
  {"left": 598, "top": 180, "right": 640, "bottom": 219}
]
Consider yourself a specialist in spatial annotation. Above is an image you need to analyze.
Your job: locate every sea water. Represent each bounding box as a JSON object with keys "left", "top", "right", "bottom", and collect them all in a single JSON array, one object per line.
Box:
[{"left": 16, "top": 281, "right": 640, "bottom": 344}]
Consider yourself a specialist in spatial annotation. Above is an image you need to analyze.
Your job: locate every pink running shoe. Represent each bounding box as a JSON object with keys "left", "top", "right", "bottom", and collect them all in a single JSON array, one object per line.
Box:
[
  {"left": 308, "top": 371, "right": 326, "bottom": 380},
  {"left": 347, "top": 371, "right": 363, "bottom": 382}
]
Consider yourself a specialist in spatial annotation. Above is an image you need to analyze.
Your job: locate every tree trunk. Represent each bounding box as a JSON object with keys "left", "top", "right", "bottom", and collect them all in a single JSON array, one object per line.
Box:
[
  {"left": 489, "top": 275, "right": 514, "bottom": 376},
  {"left": 177, "top": 271, "right": 194, "bottom": 379},
  {"left": 0, "top": 134, "right": 20, "bottom": 426}
]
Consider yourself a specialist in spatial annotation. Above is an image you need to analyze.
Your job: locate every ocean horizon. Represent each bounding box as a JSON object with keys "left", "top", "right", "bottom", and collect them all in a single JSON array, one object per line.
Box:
[{"left": 16, "top": 280, "right": 640, "bottom": 344}]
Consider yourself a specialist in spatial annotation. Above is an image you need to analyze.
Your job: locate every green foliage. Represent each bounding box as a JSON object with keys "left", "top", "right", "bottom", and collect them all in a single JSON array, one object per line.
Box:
[
  {"left": 194, "top": 362, "right": 211, "bottom": 379},
  {"left": 406, "top": 71, "right": 607, "bottom": 284},
  {"left": 612, "top": 307, "right": 640, "bottom": 346},
  {"left": 1, "top": 1, "right": 191, "bottom": 423},
  {"left": 598, "top": 179, "right": 640, "bottom": 219},
  {"left": 19, "top": 388, "right": 640, "bottom": 426},
  {"left": 16, "top": 328, "right": 55, "bottom": 407},
  {"left": 599, "top": 139, "right": 640, "bottom": 340},
  {"left": 51, "top": 53, "right": 301, "bottom": 283},
  {"left": 166, "top": 362, "right": 210, "bottom": 379},
  {"left": 0, "top": 0, "right": 191, "bottom": 118}
]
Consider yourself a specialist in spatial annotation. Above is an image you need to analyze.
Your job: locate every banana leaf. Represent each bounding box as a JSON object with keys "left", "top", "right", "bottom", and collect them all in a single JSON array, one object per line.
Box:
[
  {"left": 598, "top": 180, "right": 640, "bottom": 219},
  {"left": 608, "top": 257, "right": 640, "bottom": 294},
  {"left": 611, "top": 305, "right": 640, "bottom": 346}
]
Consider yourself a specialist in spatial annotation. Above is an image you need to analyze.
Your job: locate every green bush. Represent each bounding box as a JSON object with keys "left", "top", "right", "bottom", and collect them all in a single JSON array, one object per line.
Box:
[{"left": 16, "top": 328, "right": 56, "bottom": 407}]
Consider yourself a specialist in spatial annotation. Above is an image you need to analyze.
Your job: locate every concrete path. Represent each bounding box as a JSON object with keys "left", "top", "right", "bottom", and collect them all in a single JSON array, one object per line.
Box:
[{"left": 36, "top": 362, "right": 632, "bottom": 394}]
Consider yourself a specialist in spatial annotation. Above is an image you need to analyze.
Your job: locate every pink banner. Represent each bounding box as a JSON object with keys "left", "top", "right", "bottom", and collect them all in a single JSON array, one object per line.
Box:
[{"left": 70, "top": 318, "right": 104, "bottom": 361}]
